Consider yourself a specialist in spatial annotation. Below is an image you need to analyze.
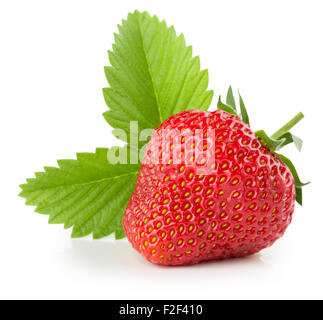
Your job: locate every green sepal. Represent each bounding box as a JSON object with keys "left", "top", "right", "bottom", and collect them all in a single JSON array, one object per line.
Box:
[
  {"left": 238, "top": 91, "right": 250, "bottom": 126},
  {"left": 255, "top": 130, "right": 284, "bottom": 152},
  {"left": 295, "top": 187, "right": 303, "bottom": 207},
  {"left": 217, "top": 96, "right": 239, "bottom": 117},
  {"left": 255, "top": 130, "right": 303, "bottom": 153},
  {"left": 276, "top": 153, "right": 310, "bottom": 206},
  {"left": 226, "top": 86, "right": 237, "bottom": 111},
  {"left": 218, "top": 87, "right": 250, "bottom": 126},
  {"left": 274, "top": 132, "right": 303, "bottom": 152}
]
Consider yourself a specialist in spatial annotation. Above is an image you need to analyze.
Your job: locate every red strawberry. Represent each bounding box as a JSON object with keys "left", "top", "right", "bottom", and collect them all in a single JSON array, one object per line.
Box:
[{"left": 123, "top": 91, "right": 306, "bottom": 265}]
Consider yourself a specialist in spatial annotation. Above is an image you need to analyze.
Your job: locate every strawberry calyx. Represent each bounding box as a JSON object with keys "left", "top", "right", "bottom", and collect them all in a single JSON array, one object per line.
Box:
[{"left": 217, "top": 86, "right": 308, "bottom": 206}]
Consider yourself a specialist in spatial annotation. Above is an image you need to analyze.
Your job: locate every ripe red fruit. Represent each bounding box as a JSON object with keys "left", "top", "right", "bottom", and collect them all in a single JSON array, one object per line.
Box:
[{"left": 123, "top": 108, "right": 303, "bottom": 265}]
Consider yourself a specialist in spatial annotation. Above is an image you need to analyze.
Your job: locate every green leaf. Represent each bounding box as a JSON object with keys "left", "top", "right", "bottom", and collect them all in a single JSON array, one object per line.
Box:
[
  {"left": 19, "top": 148, "right": 140, "bottom": 239},
  {"left": 217, "top": 96, "right": 238, "bottom": 116},
  {"left": 238, "top": 91, "right": 250, "bottom": 126},
  {"left": 226, "top": 85, "right": 236, "bottom": 110},
  {"left": 103, "top": 11, "right": 213, "bottom": 149},
  {"left": 20, "top": 11, "right": 215, "bottom": 240},
  {"left": 276, "top": 153, "right": 309, "bottom": 205}
]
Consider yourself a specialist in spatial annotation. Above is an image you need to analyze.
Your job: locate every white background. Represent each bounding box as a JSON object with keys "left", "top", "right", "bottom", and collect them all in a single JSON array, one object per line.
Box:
[{"left": 0, "top": 0, "right": 322, "bottom": 299}]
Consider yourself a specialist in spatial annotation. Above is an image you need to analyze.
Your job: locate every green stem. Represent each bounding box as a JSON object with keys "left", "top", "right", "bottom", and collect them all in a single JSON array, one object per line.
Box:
[{"left": 271, "top": 112, "right": 304, "bottom": 139}]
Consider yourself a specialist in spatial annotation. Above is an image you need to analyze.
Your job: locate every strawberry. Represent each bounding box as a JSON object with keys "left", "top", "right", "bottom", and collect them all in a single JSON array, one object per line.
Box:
[{"left": 123, "top": 89, "right": 306, "bottom": 265}]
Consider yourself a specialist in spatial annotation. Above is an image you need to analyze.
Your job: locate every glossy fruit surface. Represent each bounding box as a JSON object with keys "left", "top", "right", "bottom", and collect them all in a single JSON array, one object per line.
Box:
[{"left": 123, "top": 110, "right": 295, "bottom": 265}]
